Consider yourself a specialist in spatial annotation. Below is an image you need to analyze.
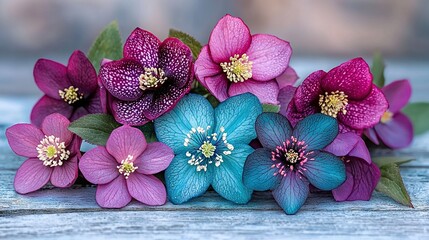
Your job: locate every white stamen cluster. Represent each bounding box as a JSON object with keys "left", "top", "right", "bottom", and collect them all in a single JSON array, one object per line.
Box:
[
  {"left": 36, "top": 135, "right": 70, "bottom": 167},
  {"left": 117, "top": 155, "right": 138, "bottom": 179},
  {"left": 139, "top": 67, "right": 167, "bottom": 91},
  {"left": 59, "top": 86, "right": 83, "bottom": 104},
  {"left": 220, "top": 54, "right": 253, "bottom": 83}
]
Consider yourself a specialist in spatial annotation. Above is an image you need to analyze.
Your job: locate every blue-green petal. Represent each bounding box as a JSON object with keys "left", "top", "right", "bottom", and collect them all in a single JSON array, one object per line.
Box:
[
  {"left": 243, "top": 148, "right": 281, "bottom": 191},
  {"left": 255, "top": 113, "right": 292, "bottom": 150},
  {"left": 154, "top": 94, "right": 214, "bottom": 153},
  {"left": 272, "top": 173, "right": 309, "bottom": 215},
  {"left": 212, "top": 144, "right": 254, "bottom": 204},
  {"left": 303, "top": 151, "right": 346, "bottom": 191},
  {"left": 165, "top": 153, "right": 212, "bottom": 204},
  {"left": 214, "top": 93, "right": 262, "bottom": 145},
  {"left": 292, "top": 113, "right": 338, "bottom": 151}
]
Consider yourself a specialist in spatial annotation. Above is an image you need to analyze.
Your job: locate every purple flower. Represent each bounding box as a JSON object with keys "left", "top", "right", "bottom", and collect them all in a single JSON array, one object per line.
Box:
[
  {"left": 325, "top": 133, "right": 381, "bottom": 201},
  {"left": 79, "top": 125, "right": 174, "bottom": 208},
  {"left": 194, "top": 14, "right": 292, "bottom": 104},
  {"left": 99, "top": 28, "right": 194, "bottom": 126},
  {"left": 364, "top": 80, "right": 413, "bottom": 149},
  {"left": 6, "top": 113, "right": 82, "bottom": 194},
  {"left": 31, "top": 50, "right": 104, "bottom": 127},
  {"left": 286, "top": 58, "right": 388, "bottom": 134}
]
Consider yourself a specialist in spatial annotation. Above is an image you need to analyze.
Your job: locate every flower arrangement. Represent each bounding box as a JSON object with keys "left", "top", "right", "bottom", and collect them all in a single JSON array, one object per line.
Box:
[{"left": 6, "top": 15, "right": 429, "bottom": 214}]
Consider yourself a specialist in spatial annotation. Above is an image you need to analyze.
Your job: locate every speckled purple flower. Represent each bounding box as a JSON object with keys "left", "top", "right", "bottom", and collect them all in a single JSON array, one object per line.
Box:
[
  {"left": 6, "top": 113, "right": 82, "bottom": 194},
  {"left": 79, "top": 125, "right": 174, "bottom": 208},
  {"left": 286, "top": 58, "right": 388, "bottom": 134},
  {"left": 325, "top": 132, "right": 380, "bottom": 201},
  {"left": 365, "top": 80, "right": 413, "bottom": 149},
  {"left": 194, "top": 14, "right": 292, "bottom": 104},
  {"left": 99, "top": 28, "right": 193, "bottom": 126},
  {"left": 31, "top": 50, "right": 104, "bottom": 127}
]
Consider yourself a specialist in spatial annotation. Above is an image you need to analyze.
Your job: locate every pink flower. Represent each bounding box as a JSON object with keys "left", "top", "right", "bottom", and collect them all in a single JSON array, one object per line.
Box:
[
  {"left": 286, "top": 58, "right": 388, "bottom": 133},
  {"left": 194, "top": 14, "right": 292, "bottom": 104},
  {"left": 6, "top": 113, "right": 82, "bottom": 194},
  {"left": 79, "top": 125, "right": 174, "bottom": 208},
  {"left": 31, "top": 51, "right": 104, "bottom": 127}
]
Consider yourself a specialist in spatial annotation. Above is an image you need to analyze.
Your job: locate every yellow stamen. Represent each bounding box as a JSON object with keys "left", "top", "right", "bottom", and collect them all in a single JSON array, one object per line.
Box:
[
  {"left": 319, "top": 90, "right": 348, "bottom": 118},
  {"left": 200, "top": 141, "right": 216, "bottom": 158},
  {"left": 285, "top": 149, "right": 299, "bottom": 164},
  {"left": 220, "top": 54, "right": 253, "bottom": 83},
  {"left": 59, "top": 86, "right": 83, "bottom": 104},
  {"left": 139, "top": 67, "right": 167, "bottom": 91},
  {"left": 117, "top": 155, "right": 138, "bottom": 179},
  {"left": 36, "top": 135, "right": 70, "bottom": 167},
  {"left": 380, "top": 111, "right": 393, "bottom": 124}
]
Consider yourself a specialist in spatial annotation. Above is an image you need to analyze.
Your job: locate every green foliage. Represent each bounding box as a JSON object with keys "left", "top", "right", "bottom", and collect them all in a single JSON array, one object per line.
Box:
[
  {"left": 376, "top": 163, "right": 413, "bottom": 207},
  {"left": 262, "top": 104, "right": 280, "bottom": 113},
  {"left": 402, "top": 102, "right": 429, "bottom": 135},
  {"left": 169, "top": 29, "right": 202, "bottom": 60},
  {"left": 137, "top": 122, "right": 158, "bottom": 143},
  {"left": 371, "top": 52, "right": 385, "bottom": 88},
  {"left": 68, "top": 114, "right": 121, "bottom": 146}
]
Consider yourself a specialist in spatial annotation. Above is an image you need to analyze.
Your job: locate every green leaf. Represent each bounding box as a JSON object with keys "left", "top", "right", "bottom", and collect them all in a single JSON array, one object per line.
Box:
[
  {"left": 376, "top": 163, "right": 413, "bottom": 207},
  {"left": 169, "top": 29, "right": 202, "bottom": 59},
  {"left": 206, "top": 95, "right": 220, "bottom": 108},
  {"left": 69, "top": 114, "right": 121, "bottom": 146},
  {"left": 88, "top": 21, "right": 123, "bottom": 72},
  {"left": 372, "top": 156, "right": 414, "bottom": 167},
  {"left": 402, "top": 102, "right": 429, "bottom": 135},
  {"left": 371, "top": 52, "right": 385, "bottom": 88},
  {"left": 262, "top": 104, "right": 280, "bottom": 113},
  {"left": 137, "top": 122, "right": 158, "bottom": 143}
]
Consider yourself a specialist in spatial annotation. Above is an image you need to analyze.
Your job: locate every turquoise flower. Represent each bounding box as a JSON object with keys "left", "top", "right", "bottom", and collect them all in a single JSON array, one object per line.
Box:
[{"left": 154, "top": 93, "right": 262, "bottom": 204}]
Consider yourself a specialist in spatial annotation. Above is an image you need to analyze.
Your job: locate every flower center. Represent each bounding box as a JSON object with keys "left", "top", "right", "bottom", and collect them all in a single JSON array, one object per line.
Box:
[
  {"left": 220, "top": 54, "right": 253, "bottom": 83},
  {"left": 139, "top": 67, "right": 167, "bottom": 91},
  {"left": 271, "top": 136, "right": 314, "bottom": 177},
  {"left": 184, "top": 126, "right": 234, "bottom": 172},
  {"left": 319, "top": 90, "right": 348, "bottom": 118},
  {"left": 59, "top": 86, "right": 83, "bottom": 104},
  {"left": 380, "top": 110, "right": 393, "bottom": 124},
  {"left": 36, "top": 135, "right": 70, "bottom": 167},
  {"left": 117, "top": 155, "right": 138, "bottom": 179}
]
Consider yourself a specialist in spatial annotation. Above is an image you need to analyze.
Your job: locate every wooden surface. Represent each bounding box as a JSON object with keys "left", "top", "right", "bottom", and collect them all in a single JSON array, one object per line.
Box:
[{"left": 1, "top": 97, "right": 429, "bottom": 240}]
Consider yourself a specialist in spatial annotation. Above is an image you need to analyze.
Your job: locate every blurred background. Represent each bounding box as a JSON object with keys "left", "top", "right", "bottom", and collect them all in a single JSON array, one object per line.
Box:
[{"left": 0, "top": 0, "right": 428, "bottom": 99}]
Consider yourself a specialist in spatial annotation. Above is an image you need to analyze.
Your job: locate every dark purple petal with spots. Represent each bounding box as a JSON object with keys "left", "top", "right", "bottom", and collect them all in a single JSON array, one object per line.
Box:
[
  {"left": 159, "top": 38, "right": 193, "bottom": 88},
  {"left": 34, "top": 59, "right": 70, "bottom": 100},
  {"left": 294, "top": 70, "right": 325, "bottom": 112},
  {"left": 99, "top": 59, "right": 144, "bottom": 101},
  {"left": 67, "top": 50, "right": 98, "bottom": 96},
  {"left": 111, "top": 97, "right": 151, "bottom": 126},
  {"left": 123, "top": 28, "right": 160, "bottom": 68}
]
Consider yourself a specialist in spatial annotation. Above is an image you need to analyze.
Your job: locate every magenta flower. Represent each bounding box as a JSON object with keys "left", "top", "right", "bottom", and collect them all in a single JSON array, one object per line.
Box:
[
  {"left": 79, "top": 125, "right": 174, "bottom": 208},
  {"left": 99, "top": 28, "right": 193, "bottom": 126},
  {"left": 325, "top": 133, "right": 380, "bottom": 201},
  {"left": 286, "top": 58, "right": 388, "bottom": 133},
  {"left": 31, "top": 50, "right": 104, "bottom": 127},
  {"left": 194, "top": 14, "right": 292, "bottom": 104},
  {"left": 364, "top": 80, "right": 413, "bottom": 149},
  {"left": 6, "top": 113, "right": 82, "bottom": 194}
]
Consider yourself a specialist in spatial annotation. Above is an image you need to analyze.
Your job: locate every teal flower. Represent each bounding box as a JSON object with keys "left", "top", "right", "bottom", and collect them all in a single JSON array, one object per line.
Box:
[{"left": 154, "top": 93, "right": 262, "bottom": 204}]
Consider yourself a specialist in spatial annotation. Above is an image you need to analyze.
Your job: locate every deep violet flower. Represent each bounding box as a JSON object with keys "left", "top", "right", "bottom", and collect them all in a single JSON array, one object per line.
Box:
[
  {"left": 6, "top": 113, "right": 82, "bottom": 194},
  {"left": 154, "top": 93, "right": 262, "bottom": 204},
  {"left": 194, "top": 14, "right": 292, "bottom": 104},
  {"left": 99, "top": 28, "right": 194, "bottom": 126},
  {"left": 286, "top": 58, "right": 388, "bottom": 134},
  {"left": 364, "top": 80, "right": 413, "bottom": 149},
  {"left": 79, "top": 125, "right": 174, "bottom": 208},
  {"left": 325, "top": 132, "right": 381, "bottom": 201},
  {"left": 31, "top": 50, "right": 104, "bottom": 127},
  {"left": 243, "top": 113, "right": 346, "bottom": 214}
]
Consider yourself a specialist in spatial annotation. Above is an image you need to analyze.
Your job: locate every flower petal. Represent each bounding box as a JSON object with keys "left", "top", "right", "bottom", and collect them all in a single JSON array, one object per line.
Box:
[
  {"left": 294, "top": 70, "right": 325, "bottom": 112},
  {"left": 292, "top": 113, "right": 338, "bottom": 151},
  {"left": 303, "top": 151, "right": 346, "bottom": 191},
  {"left": 85, "top": 89, "right": 105, "bottom": 114},
  {"left": 123, "top": 28, "right": 160, "bottom": 68},
  {"left": 228, "top": 79, "right": 279, "bottom": 104},
  {"left": 324, "top": 132, "right": 359, "bottom": 157},
  {"left": 111, "top": 97, "right": 151, "bottom": 126},
  {"left": 278, "top": 86, "right": 296, "bottom": 117},
  {"left": 106, "top": 125, "right": 147, "bottom": 163},
  {"left": 194, "top": 45, "right": 222, "bottom": 86},
  {"left": 14, "top": 158, "right": 52, "bottom": 194},
  {"left": 67, "top": 50, "right": 98, "bottom": 95},
  {"left": 382, "top": 79, "right": 412, "bottom": 113},
  {"left": 34, "top": 59, "right": 70, "bottom": 99},
  {"left": 321, "top": 58, "right": 372, "bottom": 100},
  {"left": 96, "top": 176, "right": 132, "bottom": 208},
  {"left": 41, "top": 113, "right": 73, "bottom": 146},
  {"left": 165, "top": 154, "right": 212, "bottom": 204},
  {"left": 255, "top": 113, "right": 292, "bottom": 150},
  {"left": 30, "top": 96, "right": 74, "bottom": 127},
  {"left": 208, "top": 14, "right": 251, "bottom": 63},
  {"left": 214, "top": 93, "right": 262, "bottom": 145},
  {"left": 247, "top": 34, "right": 292, "bottom": 81},
  {"left": 159, "top": 38, "right": 193, "bottom": 88},
  {"left": 155, "top": 94, "right": 214, "bottom": 153},
  {"left": 364, "top": 127, "right": 380, "bottom": 145},
  {"left": 276, "top": 67, "right": 298, "bottom": 89},
  {"left": 79, "top": 146, "right": 120, "bottom": 184},
  {"left": 134, "top": 142, "right": 174, "bottom": 175},
  {"left": 6, "top": 124, "right": 44, "bottom": 158},
  {"left": 99, "top": 59, "right": 144, "bottom": 101},
  {"left": 374, "top": 112, "right": 413, "bottom": 149},
  {"left": 204, "top": 74, "right": 229, "bottom": 102},
  {"left": 339, "top": 86, "right": 388, "bottom": 130},
  {"left": 212, "top": 144, "right": 253, "bottom": 204},
  {"left": 50, "top": 155, "right": 78, "bottom": 188},
  {"left": 127, "top": 174, "right": 166, "bottom": 206},
  {"left": 243, "top": 148, "right": 281, "bottom": 191},
  {"left": 272, "top": 172, "right": 309, "bottom": 215}
]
